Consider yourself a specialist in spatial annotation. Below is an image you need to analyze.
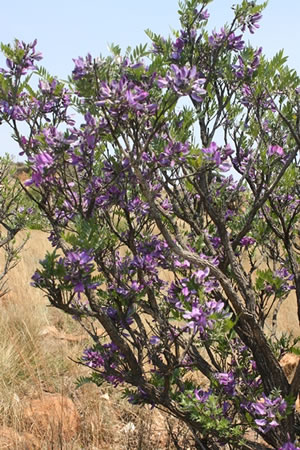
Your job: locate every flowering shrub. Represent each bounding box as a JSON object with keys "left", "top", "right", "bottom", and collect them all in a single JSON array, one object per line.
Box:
[{"left": 0, "top": 1, "right": 299, "bottom": 448}]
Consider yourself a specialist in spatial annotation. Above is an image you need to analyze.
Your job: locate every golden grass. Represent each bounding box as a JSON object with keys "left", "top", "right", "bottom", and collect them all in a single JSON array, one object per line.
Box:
[
  {"left": 0, "top": 231, "right": 192, "bottom": 449},
  {"left": 0, "top": 293, "right": 190, "bottom": 449}
]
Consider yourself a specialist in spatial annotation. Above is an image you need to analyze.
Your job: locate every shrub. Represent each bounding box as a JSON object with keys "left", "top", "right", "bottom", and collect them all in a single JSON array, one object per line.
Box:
[{"left": 0, "top": 1, "right": 299, "bottom": 448}]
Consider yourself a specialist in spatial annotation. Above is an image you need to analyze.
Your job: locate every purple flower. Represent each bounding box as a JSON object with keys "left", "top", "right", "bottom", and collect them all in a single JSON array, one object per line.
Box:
[
  {"left": 82, "top": 342, "right": 124, "bottom": 387},
  {"left": 74, "top": 281, "right": 85, "bottom": 293},
  {"left": 194, "top": 267, "right": 210, "bottom": 283},
  {"left": 174, "top": 259, "right": 190, "bottom": 269},
  {"left": 215, "top": 371, "right": 236, "bottom": 395},
  {"left": 194, "top": 388, "right": 211, "bottom": 403},
  {"left": 11, "top": 105, "right": 27, "bottom": 121},
  {"left": 161, "top": 197, "right": 172, "bottom": 211},
  {"left": 252, "top": 402, "right": 266, "bottom": 415},
  {"left": 267, "top": 145, "right": 285, "bottom": 158},
  {"left": 183, "top": 305, "right": 206, "bottom": 331},
  {"left": 255, "top": 418, "right": 267, "bottom": 427},
  {"left": 31, "top": 271, "right": 42, "bottom": 286},
  {"left": 2, "top": 40, "right": 42, "bottom": 76},
  {"left": 201, "top": 142, "right": 231, "bottom": 171},
  {"left": 209, "top": 29, "right": 244, "bottom": 51},
  {"left": 25, "top": 151, "right": 54, "bottom": 187},
  {"left": 182, "top": 286, "right": 190, "bottom": 296},
  {"left": 275, "top": 267, "right": 293, "bottom": 281},
  {"left": 96, "top": 76, "right": 154, "bottom": 116},
  {"left": 63, "top": 249, "right": 98, "bottom": 296},
  {"left": 279, "top": 442, "right": 300, "bottom": 450},
  {"left": 241, "top": 13, "right": 262, "bottom": 34},
  {"left": 157, "top": 64, "right": 206, "bottom": 101},
  {"left": 210, "top": 236, "right": 221, "bottom": 249},
  {"left": 35, "top": 152, "right": 54, "bottom": 170},
  {"left": 199, "top": 9, "right": 209, "bottom": 20},
  {"left": 242, "top": 393, "right": 287, "bottom": 433},
  {"left": 65, "top": 250, "right": 93, "bottom": 267},
  {"left": 182, "top": 298, "right": 224, "bottom": 334},
  {"left": 248, "top": 13, "right": 262, "bottom": 34},
  {"left": 240, "top": 236, "right": 256, "bottom": 248},
  {"left": 149, "top": 336, "right": 160, "bottom": 345},
  {"left": 82, "top": 348, "right": 105, "bottom": 368},
  {"left": 72, "top": 54, "right": 92, "bottom": 79},
  {"left": 171, "top": 37, "right": 185, "bottom": 60}
]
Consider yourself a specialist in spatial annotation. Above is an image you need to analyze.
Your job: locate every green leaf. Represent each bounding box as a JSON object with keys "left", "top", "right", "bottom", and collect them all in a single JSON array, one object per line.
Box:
[
  {"left": 75, "top": 376, "right": 93, "bottom": 389},
  {"left": 290, "top": 346, "right": 300, "bottom": 356}
]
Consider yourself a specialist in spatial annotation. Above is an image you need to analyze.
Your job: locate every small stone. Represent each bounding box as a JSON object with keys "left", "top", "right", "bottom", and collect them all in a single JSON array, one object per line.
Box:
[{"left": 23, "top": 394, "right": 80, "bottom": 442}]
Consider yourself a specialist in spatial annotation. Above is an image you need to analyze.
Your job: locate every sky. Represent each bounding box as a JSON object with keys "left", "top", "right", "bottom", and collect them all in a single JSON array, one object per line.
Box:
[{"left": 0, "top": 0, "right": 299, "bottom": 160}]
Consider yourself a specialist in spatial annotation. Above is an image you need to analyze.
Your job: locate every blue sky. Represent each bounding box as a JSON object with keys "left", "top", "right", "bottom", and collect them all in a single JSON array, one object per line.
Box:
[{"left": 0, "top": 0, "right": 299, "bottom": 159}]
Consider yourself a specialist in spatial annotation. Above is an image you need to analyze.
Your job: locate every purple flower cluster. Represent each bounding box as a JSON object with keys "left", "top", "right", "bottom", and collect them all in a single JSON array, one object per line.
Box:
[
  {"left": 128, "top": 196, "right": 150, "bottom": 218},
  {"left": 170, "top": 27, "right": 199, "bottom": 60},
  {"left": 215, "top": 372, "right": 236, "bottom": 396},
  {"left": 270, "top": 191, "right": 300, "bottom": 214},
  {"left": 63, "top": 249, "right": 98, "bottom": 294},
  {"left": 268, "top": 145, "right": 285, "bottom": 159},
  {"left": 242, "top": 393, "right": 287, "bottom": 433},
  {"left": 82, "top": 342, "right": 124, "bottom": 387},
  {"left": 72, "top": 53, "right": 92, "bottom": 80},
  {"left": 232, "top": 47, "right": 262, "bottom": 79},
  {"left": 240, "top": 236, "right": 256, "bottom": 248},
  {"left": 194, "top": 388, "right": 212, "bottom": 403},
  {"left": 232, "top": 147, "right": 257, "bottom": 179},
  {"left": 149, "top": 335, "right": 160, "bottom": 345},
  {"left": 157, "top": 64, "right": 206, "bottom": 102},
  {"left": 274, "top": 267, "right": 295, "bottom": 293},
  {"left": 240, "top": 13, "right": 262, "bottom": 34},
  {"left": 142, "top": 139, "right": 190, "bottom": 169},
  {"left": 0, "top": 101, "right": 30, "bottom": 122},
  {"left": 103, "top": 305, "right": 134, "bottom": 330},
  {"left": 279, "top": 442, "right": 300, "bottom": 450},
  {"left": 171, "top": 33, "right": 186, "bottom": 60},
  {"left": 25, "top": 151, "right": 54, "bottom": 187},
  {"left": 95, "top": 183, "right": 126, "bottom": 209},
  {"left": 1, "top": 39, "right": 42, "bottom": 77},
  {"left": 103, "top": 236, "right": 170, "bottom": 301},
  {"left": 208, "top": 29, "right": 244, "bottom": 51},
  {"left": 201, "top": 142, "right": 233, "bottom": 172},
  {"left": 209, "top": 236, "right": 222, "bottom": 249},
  {"left": 183, "top": 299, "right": 225, "bottom": 334},
  {"left": 216, "top": 173, "right": 247, "bottom": 195},
  {"left": 0, "top": 41, "right": 73, "bottom": 131},
  {"left": 136, "top": 235, "right": 170, "bottom": 270},
  {"left": 165, "top": 267, "right": 225, "bottom": 336},
  {"left": 96, "top": 76, "right": 157, "bottom": 117}
]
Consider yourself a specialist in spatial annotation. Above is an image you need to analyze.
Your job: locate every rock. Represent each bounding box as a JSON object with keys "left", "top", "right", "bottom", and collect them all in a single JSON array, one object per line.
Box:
[
  {"left": 280, "top": 353, "right": 300, "bottom": 412},
  {"left": 100, "top": 392, "right": 110, "bottom": 401},
  {"left": 280, "top": 353, "right": 300, "bottom": 382},
  {"left": 23, "top": 394, "right": 80, "bottom": 442},
  {"left": 122, "top": 422, "right": 136, "bottom": 433},
  {"left": 0, "top": 425, "right": 40, "bottom": 449},
  {"left": 21, "top": 432, "right": 41, "bottom": 449}
]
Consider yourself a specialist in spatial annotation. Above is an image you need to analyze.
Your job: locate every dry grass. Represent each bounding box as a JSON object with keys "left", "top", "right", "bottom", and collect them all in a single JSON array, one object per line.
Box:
[
  {"left": 0, "top": 292, "right": 193, "bottom": 449},
  {"left": 0, "top": 231, "right": 193, "bottom": 449}
]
